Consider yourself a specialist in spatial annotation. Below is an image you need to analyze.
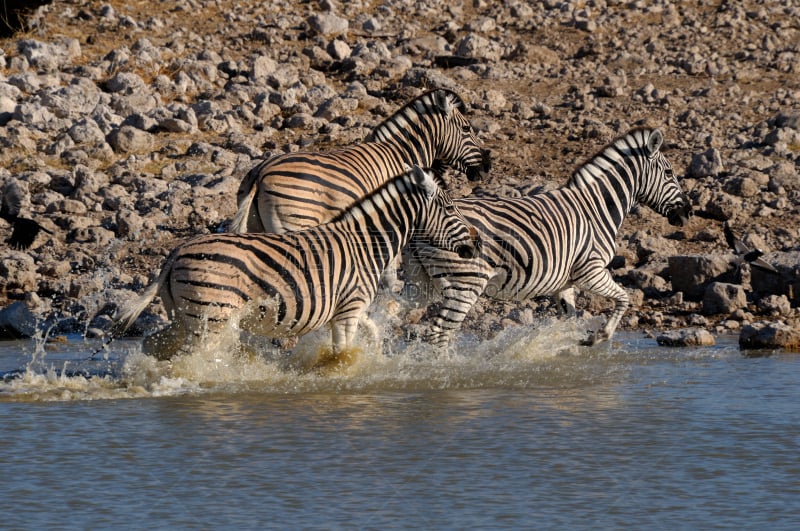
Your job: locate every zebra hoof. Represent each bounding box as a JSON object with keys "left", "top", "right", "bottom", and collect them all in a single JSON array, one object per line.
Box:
[
  {"left": 579, "top": 332, "right": 603, "bottom": 347},
  {"left": 310, "top": 346, "right": 361, "bottom": 375}
]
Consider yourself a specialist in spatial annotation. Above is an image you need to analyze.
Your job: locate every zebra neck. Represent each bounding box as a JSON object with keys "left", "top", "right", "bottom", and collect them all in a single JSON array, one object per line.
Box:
[
  {"left": 371, "top": 122, "right": 436, "bottom": 167},
  {"left": 567, "top": 165, "right": 635, "bottom": 231},
  {"left": 337, "top": 181, "right": 418, "bottom": 267}
]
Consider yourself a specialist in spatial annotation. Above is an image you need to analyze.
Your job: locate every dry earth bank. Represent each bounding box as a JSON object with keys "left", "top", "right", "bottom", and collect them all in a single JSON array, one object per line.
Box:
[{"left": 0, "top": 0, "right": 799, "bottom": 349}]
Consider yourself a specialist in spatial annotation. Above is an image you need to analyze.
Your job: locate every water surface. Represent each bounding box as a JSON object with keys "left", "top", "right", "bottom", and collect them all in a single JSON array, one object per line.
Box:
[{"left": 1, "top": 319, "right": 798, "bottom": 529}]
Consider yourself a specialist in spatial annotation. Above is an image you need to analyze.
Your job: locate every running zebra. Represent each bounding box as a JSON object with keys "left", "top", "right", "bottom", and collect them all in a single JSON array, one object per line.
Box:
[
  {"left": 404, "top": 128, "right": 692, "bottom": 347},
  {"left": 230, "top": 88, "right": 490, "bottom": 234},
  {"left": 111, "top": 166, "right": 480, "bottom": 360}
]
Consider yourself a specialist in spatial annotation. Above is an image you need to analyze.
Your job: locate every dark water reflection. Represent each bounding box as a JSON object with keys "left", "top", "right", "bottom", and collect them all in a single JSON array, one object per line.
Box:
[{"left": 1, "top": 326, "right": 799, "bottom": 529}]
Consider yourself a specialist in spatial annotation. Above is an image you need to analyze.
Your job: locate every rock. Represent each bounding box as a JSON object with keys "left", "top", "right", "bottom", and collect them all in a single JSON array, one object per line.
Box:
[
  {"left": 739, "top": 321, "right": 800, "bottom": 352},
  {"left": 46, "top": 198, "right": 88, "bottom": 215},
  {"left": 0, "top": 252, "right": 38, "bottom": 292},
  {"left": 0, "top": 301, "right": 38, "bottom": 339},
  {"left": 327, "top": 39, "right": 351, "bottom": 61},
  {"left": 251, "top": 55, "right": 279, "bottom": 81},
  {"left": 0, "top": 94, "right": 15, "bottom": 125},
  {"left": 105, "top": 72, "right": 147, "bottom": 94},
  {"left": 723, "top": 175, "right": 761, "bottom": 197},
  {"left": 68, "top": 118, "right": 107, "bottom": 145},
  {"left": 307, "top": 13, "right": 348, "bottom": 36},
  {"left": 116, "top": 208, "right": 144, "bottom": 239},
  {"left": 454, "top": 34, "right": 503, "bottom": 62},
  {"left": 107, "top": 125, "right": 153, "bottom": 153},
  {"left": 626, "top": 268, "right": 669, "bottom": 294},
  {"left": 689, "top": 148, "right": 724, "bottom": 178},
  {"left": 756, "top": 294, "right": 792, "bottom": 317},
  {"left": 633, "top": 234, "right": 677, "bottom": 264},
  {"left": 656, "top": 328, "right": 716, "bottom": 347},
  {"left": 774, "top": 110, "right": 800, "bottom": 130},
  {"left": 668, "top": 255, "right": 734, "bottom": 300},
  {"left": 17, "top": 38, "right": 81, "bottom": 72},
  {"left": 314, "top": 96, "right": 358, "bottom": 120},
  {"left": 41, "top": 78, "right": 101, "bottom": 119},
  {"left": 750, "top": 251, "right": 800, "bottom": 305},
  {"left": 702, "top": 192, "right": 743, "bottom": 221},
  {"left": 13, "top": 102, "right": 57, "bottom": 128},
  {"left": 703, "top": 282, "right": 747, "bottom": 315}
]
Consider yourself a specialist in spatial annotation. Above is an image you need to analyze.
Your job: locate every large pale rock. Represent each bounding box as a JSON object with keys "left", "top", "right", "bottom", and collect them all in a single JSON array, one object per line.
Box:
[
  {"left": 0, "top": 252, "right": 37, "bottom": 292},
  {"left": 307, "top": 13, "right": 348, "bottom": 36},
  {"left": 107, "top": 125, "right": 153, "bottom": 153},
  {"left": 41, "top": 78, "right": 101, "bottom": 119},
  {"left": 740, "top": 321, "right": 800, "bottom": 352},
  {"left": 689, "top": 148, "right": 724, "bottom": 178},
  {"left": 657, "top": 328, "right": 716, "bottom": 347},
  {"left": 454, "top": 34, "right": 503, "bottom": 61},
  {"left": 668, "top": 255, "right": 735, "bottom": 300},
  {"left": 757, "top": 295, "right": 792, "bottom": 317},
  {"left": 703, "top": 282, "right": 747, "bottom": 315},
  {"left": 17, "top": 38, "right": 81, "bottom": 72}
]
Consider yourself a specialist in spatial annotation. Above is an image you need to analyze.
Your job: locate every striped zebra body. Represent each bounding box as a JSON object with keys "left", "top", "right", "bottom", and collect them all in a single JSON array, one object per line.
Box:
[
  {"left": 405, "top": 128, "right": 692, "bottom": 347},
  {"left": 113, "top": 166, "right": 480, "bottom": 359},
  {"left": 231, "top": 88, "right": 490, "bottom": 234}
]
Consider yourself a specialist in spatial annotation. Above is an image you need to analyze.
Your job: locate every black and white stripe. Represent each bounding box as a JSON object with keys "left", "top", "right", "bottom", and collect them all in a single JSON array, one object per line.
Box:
[
  {"left": 112, "top": 166, "right": 480, "bottom": 359},
  {"left": 230, "top": 88, "right": 490, "bottom": 234},
  {"left": 405, "top": 128, "right": 692, "bottom": 347}
]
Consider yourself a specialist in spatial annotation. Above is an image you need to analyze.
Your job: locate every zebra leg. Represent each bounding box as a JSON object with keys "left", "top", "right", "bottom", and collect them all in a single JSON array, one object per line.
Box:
[
  {"left": 379, "top": 256, "right": 404, "bottom": 293},
  {"left": 426, "top": 285, "right": 485, "bottom": 349},
  {"left": 330, "top": 315, "right": 360, "bottom": 354},
  {"left": 556, "top": 287, "right": 577, "bottom": 317},
  {"left": 575, "top": 270, "right": 629, "bottom": 346},
  {"left": 312, "top": 315, "right": 361, "bottom": 372},
  {"left": 142, "top": 321, "right": 191, "bottom": 360},
  {"left": 400, "top": 248, "right": 442, "bottom": 305},
  {"left": 358, "top": 313, "right": 381, "bottom": 345}
]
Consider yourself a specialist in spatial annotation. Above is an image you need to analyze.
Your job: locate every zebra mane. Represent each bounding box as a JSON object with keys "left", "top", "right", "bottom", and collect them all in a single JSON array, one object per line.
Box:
[
  {"left": 566, "top": 127, "right": 657, "bottom": 186},
  {"left": 328, "top": 167, "right": 434, "bottom": 224},
  {"left": 365, "top": 89, "right": 468, "bottom": 142}
]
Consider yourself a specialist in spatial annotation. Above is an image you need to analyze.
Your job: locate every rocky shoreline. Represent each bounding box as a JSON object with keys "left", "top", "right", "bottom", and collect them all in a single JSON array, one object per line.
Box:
[{"left": 1, "top": 0, "right": 799, "bottom": 351}]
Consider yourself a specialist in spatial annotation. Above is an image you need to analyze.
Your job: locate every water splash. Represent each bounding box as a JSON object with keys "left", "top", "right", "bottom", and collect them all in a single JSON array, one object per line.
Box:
[{"left": 0, "top": 297, "right": 736, "bottom": 402}]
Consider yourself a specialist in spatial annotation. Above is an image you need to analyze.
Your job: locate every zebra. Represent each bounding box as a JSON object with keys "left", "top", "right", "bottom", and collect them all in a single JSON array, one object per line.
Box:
[
  {"left": 403, "top": 128, "right": 692, "bottom": 348},
  {"left": 111, "top": 165, "right": 481, "bottom": 360},
  {"left": 230, "top": 88, "right": 490, "bottom": 235}
]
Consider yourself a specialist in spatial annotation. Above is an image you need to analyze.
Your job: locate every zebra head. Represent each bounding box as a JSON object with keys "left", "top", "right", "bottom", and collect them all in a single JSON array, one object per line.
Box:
[
  {"left": 411, "top": 165, "right": 481, "bottom": 259},
  {"left": 636, "top": 129, "right": 692, "bottom": 227},
  {"left": 430, "top": 89, "right": 492, "bottom": 182}
]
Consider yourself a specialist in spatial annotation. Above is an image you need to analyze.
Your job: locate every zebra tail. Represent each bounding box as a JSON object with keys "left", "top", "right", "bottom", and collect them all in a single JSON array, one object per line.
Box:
[
  {"left": 110, "top": 250, "right": 176, "bottom": 338},
  {"left": 88, "top": 253, "right": 172, "bottom": 360},
  {"left": 110, "top": 278, "right": 161, "bottom": 338},
  {"left": 230, "top": 165, "right": 262, "bottom": 233}
]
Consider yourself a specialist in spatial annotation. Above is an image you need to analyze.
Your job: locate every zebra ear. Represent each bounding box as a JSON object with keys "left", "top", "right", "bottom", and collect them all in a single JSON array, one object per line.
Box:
[
  {"left": 434, "top": 90, "right": 454, "bottom": 117},
  {"left": 411, "top": 165, "right": 437, "bottom": 199},
  {"left": 646, "top": 129, "right": 664, "bottom": 156}
]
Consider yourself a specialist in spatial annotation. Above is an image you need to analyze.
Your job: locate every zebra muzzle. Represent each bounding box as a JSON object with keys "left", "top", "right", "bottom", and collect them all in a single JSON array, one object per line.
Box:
[
  {"left": 466, "top": 149, "right": 492, "bottom": 181},
  {"left": 667, "top": 201, "right": 692, "bottom": 227},
  {"left": 456, "top": 244, "right": 478, "bottom": 259},
  {"left": 455, "top": 228, "right": 482, "bottom": 259}
]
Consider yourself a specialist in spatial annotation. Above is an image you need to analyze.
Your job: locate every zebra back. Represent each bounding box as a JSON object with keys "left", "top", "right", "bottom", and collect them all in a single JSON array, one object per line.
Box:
[{"left": 231, "top": 88, "right": 489, "bottom": 234}]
